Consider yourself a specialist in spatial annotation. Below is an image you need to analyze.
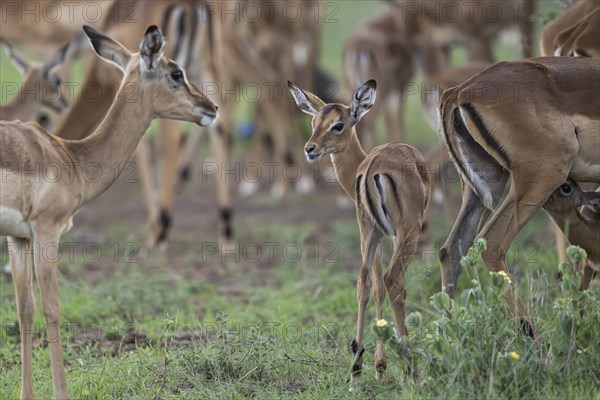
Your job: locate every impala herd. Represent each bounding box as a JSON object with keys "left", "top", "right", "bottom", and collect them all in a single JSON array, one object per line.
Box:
[{"left": 0, "top": 1, "right": 599, "bottom": 398}]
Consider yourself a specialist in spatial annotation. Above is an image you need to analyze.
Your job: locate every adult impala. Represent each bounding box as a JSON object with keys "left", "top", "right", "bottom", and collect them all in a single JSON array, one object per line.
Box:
[
  {"left": 438, "top": 56, "right": 599, "bottom": 334},
  {"left": 289, "top": 79, "right": 430, "bottom": 380},
  {"left": 0, "top": 25, "right": 217, "bottom": 400},
  {"left": 420, "top": 62, "right": 491, "bottom": 240}
]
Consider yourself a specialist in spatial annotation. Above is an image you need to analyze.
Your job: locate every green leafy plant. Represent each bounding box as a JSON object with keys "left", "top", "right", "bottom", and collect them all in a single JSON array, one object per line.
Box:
[{"left": 375, "top": 241, "right": 600, "bottom": 398}]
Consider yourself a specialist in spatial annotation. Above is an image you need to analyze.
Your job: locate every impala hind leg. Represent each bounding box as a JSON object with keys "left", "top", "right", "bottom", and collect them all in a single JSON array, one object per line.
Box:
[
  {"left": 384, "top": 229, "right": 420, "bottom": 377},
  {"left": 351, "top": 224, "right": 381, "bottom": 379},
  {"left": 8, "top": 237, "right": 36, "bottom": 400},
  {"left": 150, "top": 119, "right": 182, "bottom": 249},
  {"left": 370, "top": 243, "right": 387, "bottom": 380},
  {"left": 439, "top": 174, "right": 507, "bottom": 298},
  {"left": 263, "top": 98, "right": 293, "bottom": 198},
  {"left": 209, "top": 103, "right": 233, "bottom": 246},
  {"left": 176, "top": 125, "right": 206, "bottom": 192},
  {"left": 135, "top": 140, "right": 159, "bottom": 249},
  {"left": 478, "top": 175, "right": 568, "bottom": 338},
  {"left": 383, "top": 90, "right": 404, "bottom": 144},
  {"left": 439, "top": 151, "right": 508, "bottom": 298}
]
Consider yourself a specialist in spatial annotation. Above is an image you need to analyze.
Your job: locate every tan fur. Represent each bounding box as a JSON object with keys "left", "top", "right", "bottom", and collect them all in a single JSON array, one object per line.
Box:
[
  {"left": 0, "top": 0, "right": 112, "bottom": 56},
  {"left": 47, "top": 1, "right": 235, "bottom": 249},
  {"left": 289, "top": 80, "right": 430, "bottom": 380},
  {"left": 0, "top": 44, "right": 70, "bottom": 121},
  {"left": 0, "top": 26, "right": 217, "bottom": 400},
  {"left": 343, "top": 13, "right": 414, "bottom": 149},
  {"left": 554, "top": 8, "right": 600, "bottom": 58},
  {"left": 241, "top": 0, "right": 323, "bottom": 197},
  {"left": 540, "top": 0, "right": 600, "bottom": 57},
  {"left": 388, "top": 0, "right": 536, "bottom": 61},
  {"left": 544, "top": 182, "right": 600, "bottom": 275},
  {"left": 420, "top": 63, "right": 492, "bottom": 241},
  {"left": 438, "top": 57, "right": 600, "bottom": 337},
  {"left": 539, "top": 1, "right": 600, "bottom": 264}
]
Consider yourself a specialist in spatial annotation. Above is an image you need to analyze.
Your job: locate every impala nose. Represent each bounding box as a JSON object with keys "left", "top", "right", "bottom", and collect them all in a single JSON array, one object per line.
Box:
[
  {"left": 305, "top": 144, "right": 316, "bottom": 155},
  {"left": 200, "top": 112, "right": 218, "bottom": 127}
]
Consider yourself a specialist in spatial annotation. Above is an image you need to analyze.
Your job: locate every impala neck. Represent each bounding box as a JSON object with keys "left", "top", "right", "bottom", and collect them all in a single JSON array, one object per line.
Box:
[
  {"left": 330, "top": 129, "right": 367, "bottom": 202},
  {"left": 69, "top": 70, "right": 153, "bottom": 204}
]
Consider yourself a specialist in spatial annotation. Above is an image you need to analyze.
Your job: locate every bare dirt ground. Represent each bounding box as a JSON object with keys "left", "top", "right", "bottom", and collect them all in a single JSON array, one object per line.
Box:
[{"left": 65, "top": 154, "right": 360, "bottom": 293}]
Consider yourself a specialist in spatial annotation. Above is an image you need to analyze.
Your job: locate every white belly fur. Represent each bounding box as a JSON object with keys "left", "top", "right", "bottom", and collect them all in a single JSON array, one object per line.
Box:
[{"left": 0, "top": 207, "right": 32, "bottom": 238}]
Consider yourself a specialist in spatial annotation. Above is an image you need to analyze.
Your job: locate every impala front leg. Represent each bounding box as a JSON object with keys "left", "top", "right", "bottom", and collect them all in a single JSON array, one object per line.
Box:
[
  {"left": 478, "top": 174, "right": 568, "bottom": 338},
  {"left": 32, "top": 227, "right": 69, "bottom": 399},
  {"left": 8, "top": 237, "right": 36, "bottom": 400}
]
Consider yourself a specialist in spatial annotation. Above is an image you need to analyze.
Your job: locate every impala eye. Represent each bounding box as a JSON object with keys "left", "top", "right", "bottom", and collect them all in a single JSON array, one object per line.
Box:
[
  {"left": 559, "top": 183, "right": 572, "bottom": 196},
  {"left": 332, "top": 122, "right": 344, "bottom": 132},
  {"left": 171, "top": 69, "right": 183, "bottom": 82}
]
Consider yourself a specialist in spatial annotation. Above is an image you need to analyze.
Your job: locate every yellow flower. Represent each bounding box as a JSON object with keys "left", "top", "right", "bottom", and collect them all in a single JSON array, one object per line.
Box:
[
  {"left": 498, "top": 271, "right": 512, "bottom": 284},
  {"left": 509, "top": 351, "right": 520, "bottom": 360},
  {"left": 376, "top": 319, "right": 388, "bottom": 328}
]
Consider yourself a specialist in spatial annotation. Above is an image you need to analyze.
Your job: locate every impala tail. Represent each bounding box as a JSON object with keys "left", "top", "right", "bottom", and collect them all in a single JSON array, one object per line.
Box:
[{"left": 440, "top": 91, "right": 504, "bottom": 211}]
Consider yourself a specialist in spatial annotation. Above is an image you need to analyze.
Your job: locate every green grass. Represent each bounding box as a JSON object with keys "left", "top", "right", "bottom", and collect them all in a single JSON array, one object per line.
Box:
[
  {"left": 2, "top": 231, "right": 599, "bottom": 399},
  {"left": 2, "top": 1, "right": 598, "bottom": 399}
]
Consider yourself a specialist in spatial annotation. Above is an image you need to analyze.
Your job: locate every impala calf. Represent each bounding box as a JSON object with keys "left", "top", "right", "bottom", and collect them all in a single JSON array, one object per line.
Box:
[
  {"left": 0, "top": 41, "right": 70, "bottom": 121},
  {"left": 1, "top": 25, "right": 217, "bottom": 400},
  {"left": 540, "top": 0, "right": 599, "bottom": 57},
  {"left": 543, "top": 181, "right": 600, "bottom": 290},
  {"left": 289, "top": 79, "right": 430, "bottom": 380},
  {"left": 553, "top": 7, "right": 600, "bottom": 58}
]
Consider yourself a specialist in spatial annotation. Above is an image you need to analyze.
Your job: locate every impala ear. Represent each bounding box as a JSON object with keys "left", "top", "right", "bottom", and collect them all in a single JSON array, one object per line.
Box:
[
  {"left": 140, "top": 25, "right": 165, "bottom": 70},
  {"left": 2, "top": 41, "right": 29, "bottom": 75},
  {"left": 288, "top": 81, "right": 325, "bottom": 116},
  {"left": 83, "top": 25, "right": 131, "bottom": 72},
  {"left": 350, "top": 79, "right": 377, "bottom": 124},
  {"left": 42, "top": 41, "right": 70, "bottom": 78}
]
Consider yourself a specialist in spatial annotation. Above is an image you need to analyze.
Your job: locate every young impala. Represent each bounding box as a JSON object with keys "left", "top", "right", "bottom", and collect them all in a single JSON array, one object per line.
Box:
[
  {"left": 289, "top": 79, "right": 430, "bottom": 380},
  {"left": 0, "top": 25, "right": 217, "bottom": 400},
  {"left": 543, "top": 181, "right": 600, "bottom": 290}
]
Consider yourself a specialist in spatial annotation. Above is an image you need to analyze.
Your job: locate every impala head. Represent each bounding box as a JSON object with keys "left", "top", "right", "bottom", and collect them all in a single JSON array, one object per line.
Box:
[
  {"left": 288, "top": 79, "right": 376, "bottom": 162},
  {"left": 3, "top": 40, "right": 69, "bottom": 113},
  {"left": 82, "top": 25, "right": 218, "bottom": 127},
  {"left": 545, "top": 180, "right": 600, "bottom": 216}
]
